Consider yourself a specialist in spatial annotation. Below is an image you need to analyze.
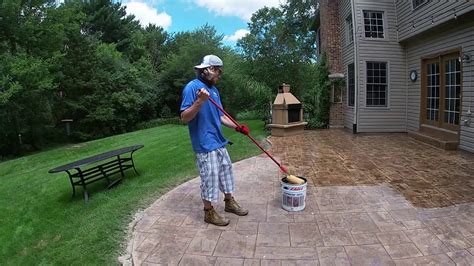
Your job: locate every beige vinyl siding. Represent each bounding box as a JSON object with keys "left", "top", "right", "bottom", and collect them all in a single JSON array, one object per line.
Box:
[
  {"left": 355, "top": 0, "right": 407, "bottom": 132},
  {"left": 405, "top": 20, "right": 474, "bottom": 152},
  {"left": 341, "top": 0, "right": 355, "bottom": 130},
  {"left": 395, "top": 0, "right": 474, "bottom": 42}
]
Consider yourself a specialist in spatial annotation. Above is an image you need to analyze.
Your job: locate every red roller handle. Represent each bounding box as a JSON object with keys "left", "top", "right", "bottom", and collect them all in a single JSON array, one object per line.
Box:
[{"left": 207, "top": 96, "right": 288, "bottom": 174}]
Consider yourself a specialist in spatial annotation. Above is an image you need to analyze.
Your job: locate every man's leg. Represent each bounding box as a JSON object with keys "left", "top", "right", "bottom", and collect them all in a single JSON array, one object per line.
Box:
[
  {"left": 196, "top": 151, "right": 230, "bottom": 226},
  {"left": 217, "top": 148, "right": 248, "bottom": 216},
  {"left": 202, "top": 199, "right": 213, "bottom": 210}
]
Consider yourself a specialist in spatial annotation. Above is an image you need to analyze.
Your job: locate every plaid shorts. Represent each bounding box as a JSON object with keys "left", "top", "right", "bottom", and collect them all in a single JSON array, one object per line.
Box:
[{"left": 195, "top": 147, "right": 235, "bottom": 202}]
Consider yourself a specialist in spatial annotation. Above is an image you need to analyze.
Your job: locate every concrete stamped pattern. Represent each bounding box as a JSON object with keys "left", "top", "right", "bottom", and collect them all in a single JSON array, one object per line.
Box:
[{"left": 126, "top": 130, "right": 474, "bottom": 265}]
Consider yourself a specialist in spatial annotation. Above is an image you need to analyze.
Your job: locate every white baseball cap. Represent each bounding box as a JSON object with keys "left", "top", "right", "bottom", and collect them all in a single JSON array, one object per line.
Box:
[{"left": 194, "top": 55, "right": 223, "bottom": 69}]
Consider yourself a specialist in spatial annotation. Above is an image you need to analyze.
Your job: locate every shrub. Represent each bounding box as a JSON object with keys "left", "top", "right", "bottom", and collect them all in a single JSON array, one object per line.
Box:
[
  {"left": 136, "top": 117, "right": 183, "bottom": 130},
  {"left": 236, "top": 110, "right": 264, "bottom": 120},
  {"left": 302, "top": 55, "right": 331, "bottom": 129}
]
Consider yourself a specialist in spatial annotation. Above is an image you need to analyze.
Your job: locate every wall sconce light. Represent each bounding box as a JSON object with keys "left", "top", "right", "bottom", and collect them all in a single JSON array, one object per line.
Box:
[
  {"left": 462, "top": 53, "right": 471, "bottom": 63},
  {"left": 409, "top": 70, "right": 418, "bottom": 82}
]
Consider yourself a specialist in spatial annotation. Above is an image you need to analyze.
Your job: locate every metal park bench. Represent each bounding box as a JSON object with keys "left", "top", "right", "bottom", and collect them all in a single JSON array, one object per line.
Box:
[{"left": 49, "top": 145, "right": 144, "bottom": 201}]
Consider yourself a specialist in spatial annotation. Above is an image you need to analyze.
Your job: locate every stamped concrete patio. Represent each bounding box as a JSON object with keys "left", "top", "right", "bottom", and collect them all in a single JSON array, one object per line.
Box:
[{"left": 125, "top": 129, "right": 474, "bottom": 265}]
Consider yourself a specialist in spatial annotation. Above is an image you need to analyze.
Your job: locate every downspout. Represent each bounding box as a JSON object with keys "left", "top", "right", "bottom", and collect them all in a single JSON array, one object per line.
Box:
[
  {"left": 351, "top": 0, "right": 358, "bottom": 133},
  {"left": 395, "top": 0, "right": 408, "bottom": 133},
  {"left": 405, "top": 42, "right": 408, "bottom": 133}
]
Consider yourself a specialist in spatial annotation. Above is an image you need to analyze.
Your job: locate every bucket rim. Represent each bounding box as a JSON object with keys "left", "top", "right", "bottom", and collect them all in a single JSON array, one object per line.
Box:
[{"left": 281, "top": 176, "right": 307, "bottom": 185}]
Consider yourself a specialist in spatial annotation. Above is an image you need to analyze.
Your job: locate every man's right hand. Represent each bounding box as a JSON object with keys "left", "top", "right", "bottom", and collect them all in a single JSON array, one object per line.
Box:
[
  {"left": 197, "top": 88, "right": 210, "bottom": 103},
  {"left": 181, "top": 88, "right": 209, "bottom": 123}
]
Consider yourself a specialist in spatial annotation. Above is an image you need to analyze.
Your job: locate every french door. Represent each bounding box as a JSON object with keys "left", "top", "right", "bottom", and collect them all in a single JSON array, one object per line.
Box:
[{"left": 421, "top": 52, "right": 462, "bottom": 131}]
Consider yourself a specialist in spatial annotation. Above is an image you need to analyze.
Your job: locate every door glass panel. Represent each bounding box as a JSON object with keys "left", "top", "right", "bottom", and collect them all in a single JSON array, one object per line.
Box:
[
  {"left": 426, "top": 62, "right": 440, "bottom": 122},
  {"left": 444, "top": 59, "right": 461, "bottom": 125}
]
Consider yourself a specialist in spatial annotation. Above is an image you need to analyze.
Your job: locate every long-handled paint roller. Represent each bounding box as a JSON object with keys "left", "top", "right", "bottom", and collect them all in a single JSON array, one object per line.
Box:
[
  {"left": 209, "top": 97, "right": 305, "bottom": 185},
  {"left": 199, "top": 90, "right": 304, "bottom": 184},
  {"left": 207, "top": 96, "right": 292, "bottom": 174}
]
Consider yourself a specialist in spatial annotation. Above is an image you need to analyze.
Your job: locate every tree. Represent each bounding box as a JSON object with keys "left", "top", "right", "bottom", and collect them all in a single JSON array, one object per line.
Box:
[
  {"left": 302, "top": 55, "right": 331, "bottom": 128},
  {"left": 237, "top": 1, "right": 318, "bottom": 98},
  {"left": 50, "top": 0, "right": 159, "bottom": 140},
  {"left": 0, "top": 52, "right": 57, "bottom": 154},
  {"left": 143, "top": 25, "right": 170, "bottom": 72},
  {"left": 0, "top": 0, "right": 62, "bottom": 155},
  {"left": 158, "top": 25, "right": 223, "bottom": 114},
  {"left": 218, "top": 50, "right": 272, "bottom": 117},
  {"left": 0, "top": 0, "right": 163, "bottom": 155},
  {"left": 81, "top": 0, "right": 140, "bottom": 53}
]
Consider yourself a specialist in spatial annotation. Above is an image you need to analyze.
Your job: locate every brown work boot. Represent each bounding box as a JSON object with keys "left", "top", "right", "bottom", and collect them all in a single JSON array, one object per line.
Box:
[
  {"left": 204, "top": 207, "right": 230, "bottom": 226},
  {"left": 224, "top": 197, "right": 249, "bottom": 216}
]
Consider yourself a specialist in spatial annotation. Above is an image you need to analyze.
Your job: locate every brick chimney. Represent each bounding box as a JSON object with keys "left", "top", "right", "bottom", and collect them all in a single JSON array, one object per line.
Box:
[
  {"left": 318, "top": 0, "right": 344, "bottom": 128},
  {"left": 319, "top": 0, "right": 343, "bottom": 74}
]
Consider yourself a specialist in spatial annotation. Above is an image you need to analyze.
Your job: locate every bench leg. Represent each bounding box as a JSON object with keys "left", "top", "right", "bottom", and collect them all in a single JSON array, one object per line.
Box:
[
  {"left": 99, "top": 165, "right": 111, "bottom": 185},
  {"left": 130, "top": 151, "right": 140, "bottom": 175},
  {"left": 83, "top": 190, "right": 89, "bottom": 202},
  {"left": 66, "top": 170, "right": 76, "bottom": 198},
  {"left": 117, "top": 155, "right": 125, "bottom": 177},
  {"left": 77, "top": 169, "right": 89, "bottom": 202}
]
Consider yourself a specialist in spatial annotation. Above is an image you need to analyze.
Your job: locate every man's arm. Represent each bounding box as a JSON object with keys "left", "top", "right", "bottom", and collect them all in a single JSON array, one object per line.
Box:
[
  {"left": 181, "top": 89, "right": 209, "bottom": 123},
  {"left": 220, "top": 115, "right": 237, "bottom": 129}
]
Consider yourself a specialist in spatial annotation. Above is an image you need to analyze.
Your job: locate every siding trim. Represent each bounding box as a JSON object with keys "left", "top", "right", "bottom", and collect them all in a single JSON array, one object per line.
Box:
[
  {"left": 405, "top": 45, "right": 408, "bottom": 132},
  {"left": 351, "top": 0, "right": 359, "bottom": 133},
  {"left": 397, "top": 2, "right": 474, "bottom": 42},
  {"left": 421, "top": 47, "right": 462, "bottom": 60}
]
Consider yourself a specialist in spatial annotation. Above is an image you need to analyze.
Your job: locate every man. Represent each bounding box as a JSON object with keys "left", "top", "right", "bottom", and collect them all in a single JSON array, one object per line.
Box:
[{"left": 180, "top": 54, "right": 249, "bottom": 226}]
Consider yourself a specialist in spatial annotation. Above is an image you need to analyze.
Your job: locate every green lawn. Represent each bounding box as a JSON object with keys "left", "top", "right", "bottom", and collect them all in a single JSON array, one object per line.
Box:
[{"left": 0, "top": 120, "right": 267, "bottom": 265}]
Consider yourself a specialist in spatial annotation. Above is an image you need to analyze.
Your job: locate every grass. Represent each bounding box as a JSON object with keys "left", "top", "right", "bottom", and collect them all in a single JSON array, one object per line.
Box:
[{"left": 0, "top": 120, "right": 267, "bottom": 265}]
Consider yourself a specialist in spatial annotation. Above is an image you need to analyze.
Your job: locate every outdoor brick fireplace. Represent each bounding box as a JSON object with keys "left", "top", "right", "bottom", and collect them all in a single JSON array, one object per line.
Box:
[{"left": 268, "top": 83, "right": 307, "bottom": 137}]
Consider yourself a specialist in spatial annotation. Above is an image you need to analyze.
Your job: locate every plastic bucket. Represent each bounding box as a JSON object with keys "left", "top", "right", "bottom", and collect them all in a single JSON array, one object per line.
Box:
[{"left": 281, "top": 176, "right": 307, "bottom": 211}]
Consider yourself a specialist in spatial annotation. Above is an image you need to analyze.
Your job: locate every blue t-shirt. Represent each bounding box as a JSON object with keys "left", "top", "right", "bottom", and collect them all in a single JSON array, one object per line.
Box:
[{"left": 180, "top": 79, "right": 228, "bottom": 153}]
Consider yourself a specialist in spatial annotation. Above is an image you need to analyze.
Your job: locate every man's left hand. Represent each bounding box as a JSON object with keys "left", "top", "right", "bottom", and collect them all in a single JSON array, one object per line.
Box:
[{"left": 235, "top": 124, "right": 250, "bottom": 135}]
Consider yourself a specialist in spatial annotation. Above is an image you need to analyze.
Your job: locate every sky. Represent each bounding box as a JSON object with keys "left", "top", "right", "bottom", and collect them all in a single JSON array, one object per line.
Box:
[{"left": 119, "top": 0, "right": 284, "bottom": 46}]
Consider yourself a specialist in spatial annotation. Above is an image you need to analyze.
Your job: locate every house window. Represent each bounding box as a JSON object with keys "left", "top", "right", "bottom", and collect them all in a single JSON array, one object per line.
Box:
[
  {"left": 426, "top": 62, "right": 440, "bottom": 122},
  {"left": 363, "top": 11, "right": 384, "bottom": 38},
  {"left": 421, "top": 53, "right": 461, "bottom": 130},
  {"left": 412, "top": 0, "right": 427, "bottom": 9},
  {"left": 346, "top": 15, "right": 353, "bottom": 44},
  {"left": 347, "top": 63, "right": 355, "bottom": 107},
  {"left": 444, "top": 58, "right": 461, "bottom": 125},
  {"left": 366, "top": 62, "right": 387, "bottom": 107}
]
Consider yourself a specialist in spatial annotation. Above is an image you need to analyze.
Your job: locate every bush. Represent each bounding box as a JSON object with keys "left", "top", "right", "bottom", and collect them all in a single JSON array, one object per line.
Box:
[
  {"left": 302, "top": 55, "right": 331, "bottom": 129},
  {"left": 136, "top": 117, "right": 184, "bottom": 129},
  {"left": 236, "top": 110, "right": 265, "bottom": 120}
]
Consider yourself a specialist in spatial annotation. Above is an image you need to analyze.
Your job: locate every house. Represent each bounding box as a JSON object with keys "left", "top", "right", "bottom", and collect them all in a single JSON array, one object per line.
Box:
[{"left": 313, "top": 0, "right": 474, "bottom": 153}]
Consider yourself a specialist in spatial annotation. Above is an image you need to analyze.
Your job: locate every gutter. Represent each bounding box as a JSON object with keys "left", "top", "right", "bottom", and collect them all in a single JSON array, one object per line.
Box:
[{"left": 351, "top": 0, "right": 358, "bottom": 133}]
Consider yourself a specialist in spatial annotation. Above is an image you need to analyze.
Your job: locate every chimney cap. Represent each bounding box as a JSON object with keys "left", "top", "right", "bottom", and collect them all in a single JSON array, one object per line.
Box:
[
  {"left": 274, "top": 84, "right": 301, "bottom": 105},
  {"left": 279, "top": 83, "right": 291, "bottom": 93}
]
